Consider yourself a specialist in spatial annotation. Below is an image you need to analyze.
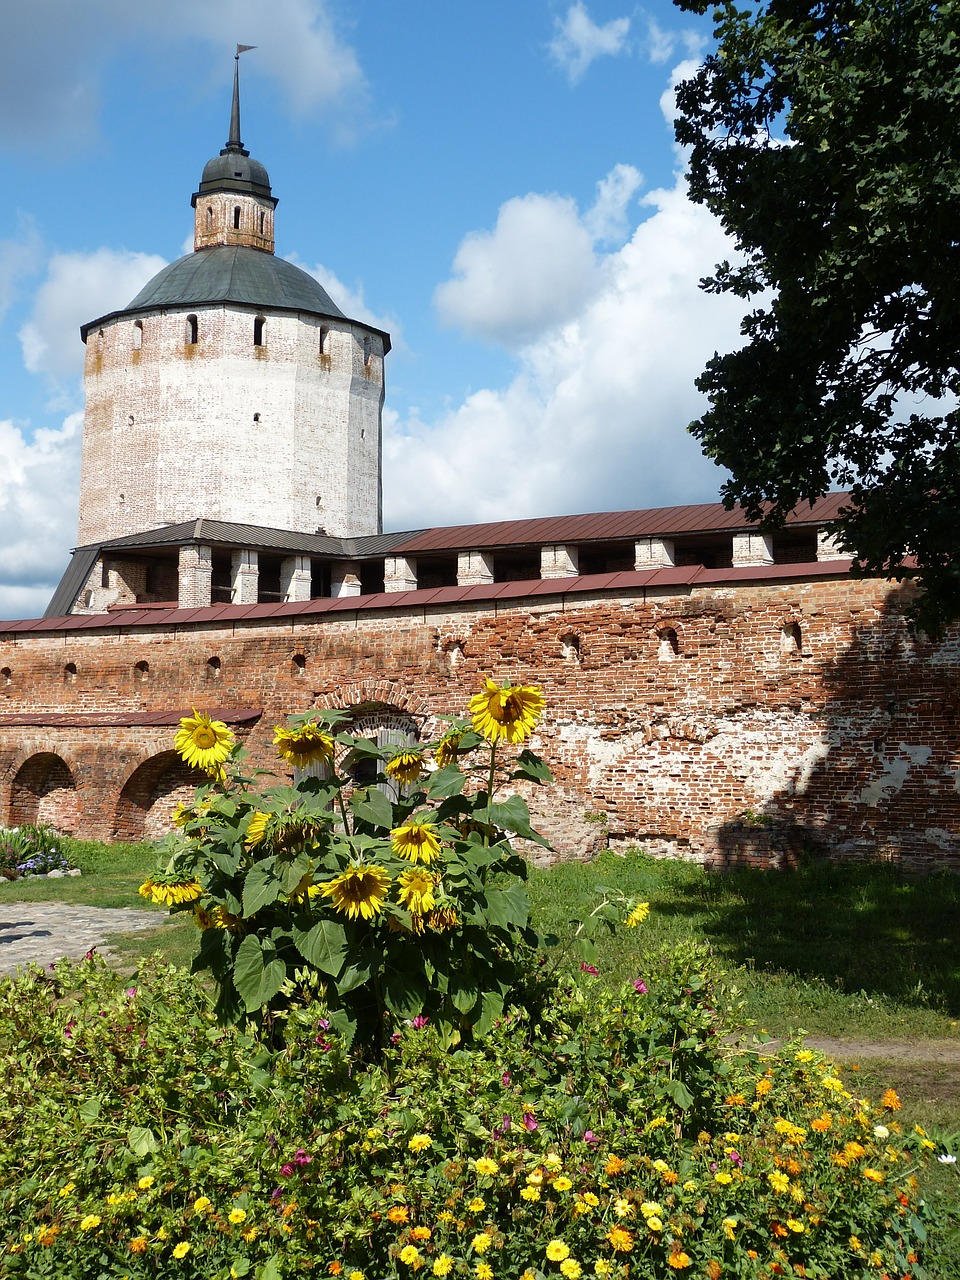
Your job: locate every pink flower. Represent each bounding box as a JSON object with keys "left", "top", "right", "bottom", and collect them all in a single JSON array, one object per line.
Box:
[
  {"left": 411, "top": 1015, "right": 429, "bottom": 1029},
  {"left": 502, "top": 1072, "right": 511, "bottom": 1087},
  {"left": 294, "top": 1148, "right": 311, "bottom": 1166},
  {"left": 390, "top": 1031, "right": 402, "bottom": 1046},
  {"left": 124, "top": 987, "right": 138, "bottom": 998},
  {"left": 580, "top": 962, "right": 599, "bottom": 976},
  {"left": 584, "top": 1130, "right": 599, "bottom": 1146},
  {"left": 523, "top": 1112, "right": 538, "bottom": 1132},
  {"left": 633, "top": 978, "right": 648, "bottom": 994},
  {"left": 279, "top": 1163, "right": 295, "bottom": 1178}
]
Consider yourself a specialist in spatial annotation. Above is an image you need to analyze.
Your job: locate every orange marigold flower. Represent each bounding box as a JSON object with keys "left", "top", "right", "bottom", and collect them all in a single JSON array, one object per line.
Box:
[
  {"left": 755, "top": 1077, "right": 773, "bottom": 1097},
  {"left": 706, "top": 1262, "right": 722, "bottom": 1279},
  {"left": 773, "top": 1223, "right": 789, "bottom": 1238},
  {"left": 388, "top": 1206, "right": 409, "bottom": 1224},
  {"left": 882, "top": 1089, "right": 902, "bottom": 1111},
  {"left": 605, "top": 1156, "right": 625, "bottom": 1175},
  {"left": 129, "top": 1237, "right": 148, "bottom": 1254},
  {"left": 37, "top": 1227, "right": 59, "bottom": 1247},
  {"left": 667, "top": 1243, "right": 692, "bottom": 1270},
  {"left": 811, "top": 1116, "right": 832, "bottom": 1132},
  {"left": 329, "top": 1265, "right": 344, "bottom": 1276},
  {"left": 606, "top": 1226, "right": 634, "bottom": 1252}
]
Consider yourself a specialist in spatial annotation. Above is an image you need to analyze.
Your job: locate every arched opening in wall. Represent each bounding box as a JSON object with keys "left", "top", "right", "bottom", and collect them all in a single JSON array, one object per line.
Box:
[
  {"left": 10, "top": 754, "right": 79, "bottom": 834},
  {"left": 206, "top": 205, "right": 213, "bottom": 230},
  {"left": 559, "top": 631, "right": 581, "bottom": 662},
  {"left": 259, "top": 211, "right": 265, "bottom": 234},
  {"left": 206, "top": 656, "right": 222, "bottom": 681},
  {"left": 63, "top": 662, "right": 78, "bottom": 684},
  {"left": 781, "top": 621, "right": 803, "bottom": 657},
  {"left": 114, "top": 751, "right": 204, "bottom": 841},
  {"left": 291, "top": 653, "right": 306, "bottom": 676},
  {"left": 186, "top": 314, "right": 198, "bottom": 345},
  {"left": 253, "top": 315, "right": 266, "bottom": 347},
  {"left": 319, "top": 326, "right": 329, "bottom": 356},
  {"left": 233, "top": 205, "right": 241, "bottom": 230},
  {"left": 134, "top": 660, "right": 149, "bottom": 682},
  {"left": 657, "top": 628, "right": 680, "bottom": 661},
  {"left": 133, "top": 320, "right": 143, "bottom": 350},
  {"left": 0, "top": 666, "right": 10, "bottom": 689},
  {"left": 343, "top": 704, "right": 420, "bottom": 801}
]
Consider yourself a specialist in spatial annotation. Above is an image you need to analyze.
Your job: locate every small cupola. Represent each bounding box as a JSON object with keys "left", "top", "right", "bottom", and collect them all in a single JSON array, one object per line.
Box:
[{"left": 191, "top": 48, "right": 278, "bottom": 253}]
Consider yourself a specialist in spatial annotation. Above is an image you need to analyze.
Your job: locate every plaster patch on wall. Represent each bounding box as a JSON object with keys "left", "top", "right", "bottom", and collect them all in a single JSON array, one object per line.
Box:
[
  {"left": 923, "top": 827, "right": 960, "bottom": 850},
  {"left": 854, "top": 744, "right": 932, "bottom": 806},
  {"left": 705, "top": 711, "right": 827, "bottom": 803}
]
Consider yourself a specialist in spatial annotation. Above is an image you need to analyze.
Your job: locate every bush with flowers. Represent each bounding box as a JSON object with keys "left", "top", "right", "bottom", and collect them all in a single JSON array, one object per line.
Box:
[
  {"left": 0, "top": 823, "right": 73, "bottom": 879},
  {"left": 0, "top": 681, "right": 947, "bottom": 1277}
]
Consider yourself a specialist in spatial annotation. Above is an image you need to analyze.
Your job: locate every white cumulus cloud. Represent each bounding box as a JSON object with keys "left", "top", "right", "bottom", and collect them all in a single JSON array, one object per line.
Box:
[
  {"left": 549, "top": 2, "right": 631, "bottom": 85},
  {"left": 384, "top": 170, "right": 749, "bottom": 530},
  {"left": 0, "top": 414, "right": 82, "bottom": 620},
  {"left": 19, "top": 248, "right": 167, "bottom": 382}
]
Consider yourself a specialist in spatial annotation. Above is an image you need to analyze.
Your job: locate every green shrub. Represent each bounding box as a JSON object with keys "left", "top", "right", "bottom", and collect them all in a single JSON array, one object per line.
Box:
[{"left": 0, "top": 823, "right": 72, "bottom": 879}]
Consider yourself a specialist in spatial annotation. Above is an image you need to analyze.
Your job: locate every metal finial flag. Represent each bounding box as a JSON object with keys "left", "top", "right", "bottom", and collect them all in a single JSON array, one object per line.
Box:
[{"left": 237, "top": 44, "right": 257, "bottom": 56}]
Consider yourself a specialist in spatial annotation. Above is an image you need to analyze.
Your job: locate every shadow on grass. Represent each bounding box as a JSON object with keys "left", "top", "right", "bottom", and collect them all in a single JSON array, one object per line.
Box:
[{"left": 657, "top": 857, "right": 960, "bottom": 1015}]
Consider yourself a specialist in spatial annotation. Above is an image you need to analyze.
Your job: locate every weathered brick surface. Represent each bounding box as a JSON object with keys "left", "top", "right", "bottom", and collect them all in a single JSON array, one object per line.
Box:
[{"left": 1, "top": 574, "right": 958, "bottom": 868}]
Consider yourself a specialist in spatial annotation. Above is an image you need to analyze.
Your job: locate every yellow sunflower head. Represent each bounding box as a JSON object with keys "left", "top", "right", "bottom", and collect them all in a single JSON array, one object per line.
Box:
[
  {"left": 384, "top": 749, "right": 426, "bottom": 786},
  {"left": 390, "top": 817, "right": 443, "bottom": 864},
  {"left": 434, "top": 732, "right": 465, "bottom": 769},
  {"left": 273, "top": 722, "right": 335, "bottom": 769},
  {"left": 396, "top": 866, "right": 437, "bottom": 916},
  {"left": 318, "top": 863, "right": 391, "bottom": 921},
  {"left": 174, "top": 709, "right": 235, "bottom": 775},
  {"left": 245, "top": 810, "right": 271, "bottom": 848},
  {"left": 468, "top": 678, "right": 545, "bottom": 745}
]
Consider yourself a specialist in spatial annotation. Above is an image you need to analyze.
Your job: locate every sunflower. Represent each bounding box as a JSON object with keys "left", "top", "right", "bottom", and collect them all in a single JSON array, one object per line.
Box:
[
  {"left": 245, "top": 810, "right": 271, "bottom": 847},
  {"left": 318, "top": 863, "right": 391, "bottom": 921},
  {"left": 174, "top": 709, "right": 235, "bottom": 774},
  {"left": 468, "top": 678, "right": 544, "bottom": 745},
  {"left": 138, "top": 877, "right": 203, "bottom": 907},
  {"left": 434, "top": 732, "right": 464, "bottom": 769},
  {"left": 385, "top": 749, "right": 426, "bottom": 786},
  {"left": 397, "top": 867, "right": 437, "bottom": 916},
  {"left": 273, "top": 722, "right": 335, "bottom": 769},
  {"left": 391, "top": 817, "right": 443, "bottom": 864}
]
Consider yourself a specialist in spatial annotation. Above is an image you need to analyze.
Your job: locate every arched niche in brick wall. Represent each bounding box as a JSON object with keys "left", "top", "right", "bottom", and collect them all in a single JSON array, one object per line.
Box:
[
  {"left": 9, "top": 753, "right": 79, "bottom": 834},
  {"left": 113, "top": 751, "right": 203, "bottom": 842}
]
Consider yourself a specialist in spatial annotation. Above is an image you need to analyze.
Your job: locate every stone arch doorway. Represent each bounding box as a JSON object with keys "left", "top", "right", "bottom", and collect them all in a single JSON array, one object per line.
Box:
[
  {"left": 9, "top": 753, "right": 79, "bottom": 833},
  {"left": 114, "top": 751, "right": 203, "bottom": 841}
]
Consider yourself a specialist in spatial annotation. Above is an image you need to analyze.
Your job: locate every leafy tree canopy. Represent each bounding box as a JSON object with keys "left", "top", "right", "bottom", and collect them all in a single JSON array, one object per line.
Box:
[{"left": 673, "top": 0, "right": 960, "bottom": 633}]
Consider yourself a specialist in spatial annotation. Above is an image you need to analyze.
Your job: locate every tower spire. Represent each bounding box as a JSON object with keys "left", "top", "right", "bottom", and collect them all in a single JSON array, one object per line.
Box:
[{"left": 225, "top": 44, "right": 256, "bottom": 156}]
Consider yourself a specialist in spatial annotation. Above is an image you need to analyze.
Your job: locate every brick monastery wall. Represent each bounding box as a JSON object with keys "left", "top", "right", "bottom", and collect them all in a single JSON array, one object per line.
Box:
[{"left": 1, "top": 572, "right": 959, "bottom": 868}]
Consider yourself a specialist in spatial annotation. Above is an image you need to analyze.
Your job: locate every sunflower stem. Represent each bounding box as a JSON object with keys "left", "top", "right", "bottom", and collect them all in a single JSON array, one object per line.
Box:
[{"left": 485, "top": 743, "right": 497, "bottom": 845}]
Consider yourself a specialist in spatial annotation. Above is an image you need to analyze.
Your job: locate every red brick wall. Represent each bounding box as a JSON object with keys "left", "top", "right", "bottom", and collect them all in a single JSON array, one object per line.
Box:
[{"left": 1, "top": 575, "right": 958, "bottom": 867}]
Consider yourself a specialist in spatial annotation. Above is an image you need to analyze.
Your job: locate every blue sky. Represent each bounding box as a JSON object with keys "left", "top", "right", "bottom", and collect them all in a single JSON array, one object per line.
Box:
[{"left": 0, "top": 1, "right": 751, "bottom": 618}]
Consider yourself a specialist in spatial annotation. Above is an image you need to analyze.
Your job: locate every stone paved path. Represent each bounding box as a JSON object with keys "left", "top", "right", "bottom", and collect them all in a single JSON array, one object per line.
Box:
[{"left": 0, "top": 902, "right": 169, "bottom": 975}]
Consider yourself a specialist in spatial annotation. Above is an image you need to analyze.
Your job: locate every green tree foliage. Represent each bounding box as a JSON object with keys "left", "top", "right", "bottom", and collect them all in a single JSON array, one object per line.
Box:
[{"left": 673, "top": 0, "right": 960, "bottom": 632}]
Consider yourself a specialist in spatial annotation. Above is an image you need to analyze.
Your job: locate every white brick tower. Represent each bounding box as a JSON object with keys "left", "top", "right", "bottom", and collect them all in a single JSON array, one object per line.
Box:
[{"left": 77, "top": 55, "right": 388, "bottom": 545}]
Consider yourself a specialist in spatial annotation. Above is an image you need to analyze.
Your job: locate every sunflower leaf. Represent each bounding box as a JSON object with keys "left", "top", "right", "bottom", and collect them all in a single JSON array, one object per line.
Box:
[
  {"left": 242, "top": 863, "right": 282, "bottom": 917},
  {"left": 292, "top": 918, "right": 348, "bottom": 977},
  {"left": 482, "top": 884, "right": 530, "bottom": 930},
  {"left": 350, "top": 786, "right": 394, "bottom": 830},
  {"left": 233, "top": 936, "right": 286, "bottom": 1012},
  {"left": 423, "top": 766, "right": 466, "bottom": 799}
]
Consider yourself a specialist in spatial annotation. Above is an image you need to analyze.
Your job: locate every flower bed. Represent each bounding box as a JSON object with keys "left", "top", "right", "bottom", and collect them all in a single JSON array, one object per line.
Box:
[{"left": 0, "top": 824, "right": 75, "bottom": 879}]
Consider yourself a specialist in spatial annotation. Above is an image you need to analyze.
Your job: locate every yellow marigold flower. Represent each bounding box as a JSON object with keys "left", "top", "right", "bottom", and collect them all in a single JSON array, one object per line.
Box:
[
  {"left": 786, "top": 1219, "right": 805, "bottom": 1233},
  {"left": 474, "top": 1157, "right": 499, "bottom": 1176},
  {"left": 349, "top": 1273, "right": 365, "bottom": 1280},
  {"left": 606, "top": 1226, "right": 633, "bottom": 1252},
  {"left": 175, "top": 709, "right": 234, "bottom": 774},
  {"left": 544, "top": 1153, "right": 563, "bottom": 1170},
  {"left": 433, "top": 1258, "right": 454, "bottom": 1277},
  {"left": 129, "top": 1236, "right": 148, "bottom": 1253},
  {"left": 386, "top": 750, "right": 426, "bottom": 786},
  {"left": 844, "top": 1141, "right": 865, "bottom": 1160},
  {"left": 604, "top": 1155, "right": 625, "bottom": 1175},
  {"left": 319, "top": 863, "right": 391, "bottom": 920},
  {"left": 398, "top": 868, "right": 437, "bottom": 916},
  {"left": 552, "top": 1176, "right": 573, "bottom": 1192},
  {"left": 399, "top": 1245, "right": 421, "bottom": 1266},
  {"left": 527, "top": 1170, "right": 543, "bottom": 1186},
  {"left": 156, "top": 1227, "right": 169, "bottom": 1240},
  {"left": 242, "top": 1227, "right": 259, "bottom": 1242},
  {"left": 882, "top": 1088, "right": 902, "bottom": 1111},
  {"left": 173, "top": 1242, "right": 191, "bottom": 1259},
  {"left": 722, "top": 1217, "right": 737, "bottom": 1240},
  {"left": 653, "top": 1159, "right": 670, "bottom": 1172},
  {"left": 863, "top": 1168, "right": 884, "bottom": 1182},
  {"left": 472, "top": 1232, "right": 493, "bottom": 1254},
  {"left": 614, "top": 1197, "right": 634, "bottom": 1217},
  {"left": 475, "top": 1266, "right": 493, "bottom": 1280},
  {"left": 624, "top": 901, "right": 650, "bottom": 928},
  {"left": 640, "top": 1201, "right": 662, "bottom": 1217},
  {"left": 594, "top": 1264, "right": 612, "bottom": 1276},
  {"left": 581, "top": 1192, "right": 599, "bottom": 1207},
  {"left": 468, "top": 1197, "right": 485, "bottom": 1212},
  {"left": 469, "top": 677, "right": 545, "bottom": 745},
  {"left": 870, "top": 1252, "right": 883, "bottom": 1267},
  {"left": 560, "top": 1261, "right": 582, "bottom": 1279},
  {"left": 520, "top": 1186, "right": 540, "bottom": 1202},
  {"left": 245, "top": 810, "right": 271, "bottom": 848},
  {"left": 138, "top": 1175, "right": 155, "bottom": 1189},
  {"left": 79, "top": 1215, "right": 101, "bottom": 1232},
  {"left": 647, "top": 1216, "right": 664, "bottom": 1231},
  {"left": 545, "top": 1240, "right": 570, "bottom": 1262},
  {"left": 228, "top": 1208, "right": 247, "bottom": 1224},
  {"left": 714, "top": 1171, "right": 732, "bottom": 1184},
  {"left": 59, "top": 1182, "right": 75, "bottom": 1197},
  {"left": 388, "top": 1206, "right": 409, "bottom": 1223},
  {"left": 821, "top": 1075, "right": 844, "bottom": 1092},
  {"left": 273, "top": 722, "right": 335, "bottom": 769},
  {"left": 849, "top": 1236, "right": 862, "bottom": 1251},
  {"left": 768, "top": 1172, "right": 790, "bottom": 1193},
  {"left": 795, "top": 1050, "right": 814, "bottom": 1063},
  {"left": 409, "top": 1133, "right": 433, "bottom": 1153},
  {"left": 391, "top": 816, "right": 443, "bottom": 864}
]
